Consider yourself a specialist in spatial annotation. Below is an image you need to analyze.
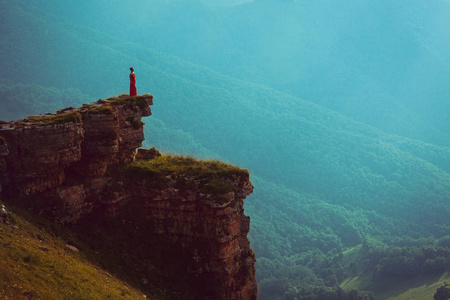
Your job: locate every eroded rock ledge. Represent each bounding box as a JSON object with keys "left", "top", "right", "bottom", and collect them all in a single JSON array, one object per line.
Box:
[{"left": 0, "top": 95, "right": 257, "bottom": 299}]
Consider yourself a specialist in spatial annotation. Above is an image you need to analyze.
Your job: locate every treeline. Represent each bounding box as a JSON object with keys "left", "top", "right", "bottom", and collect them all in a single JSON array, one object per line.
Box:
[
  {"left": 361, "top": 237, "right": 450, "bottom": 280},
  {"left": 434, "top": 285, "right": 450, "bottom": 300},
  {"left": 256, "top": 236, "right": 450, "bottom": 299}
]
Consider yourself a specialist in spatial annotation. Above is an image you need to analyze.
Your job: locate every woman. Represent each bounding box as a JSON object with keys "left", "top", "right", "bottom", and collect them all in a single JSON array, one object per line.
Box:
[{"left": 129, "top": 67, "right": 137, "bottom": 96}]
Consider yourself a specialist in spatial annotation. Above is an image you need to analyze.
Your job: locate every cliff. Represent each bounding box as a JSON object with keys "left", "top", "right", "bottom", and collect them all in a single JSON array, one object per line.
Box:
[
  {"left": 0, "top": 136, "right": 8, "bottom": 200},
  {"left": 0, "top": 95, "right": 257, "bottom": 299}
]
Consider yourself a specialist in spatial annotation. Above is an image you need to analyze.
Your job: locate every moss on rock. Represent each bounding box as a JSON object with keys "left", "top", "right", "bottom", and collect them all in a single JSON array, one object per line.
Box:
[
  {"left": 106, "top": 94, "right": 153, "bottom": 110},
  {"left": 22, "top": 112, "right": 82, "bottom": 127},
  {"left": 121, "top": 155, "right": 248, "bottom": 181}
]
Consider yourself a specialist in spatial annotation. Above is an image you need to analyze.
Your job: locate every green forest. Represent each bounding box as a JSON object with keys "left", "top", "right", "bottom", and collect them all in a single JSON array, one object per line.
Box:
[{"left": 1, "top": 0, "right": 450, "bottom": 299}]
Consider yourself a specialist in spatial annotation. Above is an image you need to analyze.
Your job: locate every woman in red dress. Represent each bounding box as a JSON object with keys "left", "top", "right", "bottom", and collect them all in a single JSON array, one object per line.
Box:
[{"left": 129, "top": 67, "right": 137, "bottom": 96}]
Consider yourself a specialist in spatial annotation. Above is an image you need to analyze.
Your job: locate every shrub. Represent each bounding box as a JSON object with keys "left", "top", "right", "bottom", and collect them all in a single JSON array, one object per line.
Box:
[{"left": 126, "top": 116, "right": 144, "bottom": 129}]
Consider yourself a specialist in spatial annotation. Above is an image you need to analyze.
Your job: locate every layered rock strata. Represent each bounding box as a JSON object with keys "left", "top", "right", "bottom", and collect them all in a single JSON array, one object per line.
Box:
[
  {"left": 108, "top": 157, "right": 257, "bottom": 299},
  {"left": 0, "top": 95, "right": 152, "bottom": 220},
  {"left": 0, "top": 95, "right": 257, "bottom": 299}
]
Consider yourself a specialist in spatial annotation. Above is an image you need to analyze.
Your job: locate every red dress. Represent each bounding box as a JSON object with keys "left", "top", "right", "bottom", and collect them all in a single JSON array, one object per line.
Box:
[{"left": 130, "top": 72, "right": 137, "bottom": 96}]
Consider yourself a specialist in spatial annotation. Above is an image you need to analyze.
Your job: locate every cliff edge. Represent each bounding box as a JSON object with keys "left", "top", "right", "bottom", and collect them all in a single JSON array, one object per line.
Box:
[{"left": 0, "top": 95, "right": 257, "bottom": 299}]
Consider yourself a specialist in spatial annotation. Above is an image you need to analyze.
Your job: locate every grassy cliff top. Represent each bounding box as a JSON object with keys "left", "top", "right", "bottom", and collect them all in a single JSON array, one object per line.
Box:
[
  {"left": 119, "top": 154, "right": 250, "bottom": 205},
  {"left": 21, "top": 111, "right": 83, "bottom": 127},
  {"left": 99, "top": 94, "right": 153, "bottom": 109},
  {"left": 0, "top": 111, "right": 83, "bottom": 128},
  {"left": 122, "top": 155, "right": 249, "bottom": 180},
  {"left": 0, "top": 94, "right": 153, "bottom": 128}
]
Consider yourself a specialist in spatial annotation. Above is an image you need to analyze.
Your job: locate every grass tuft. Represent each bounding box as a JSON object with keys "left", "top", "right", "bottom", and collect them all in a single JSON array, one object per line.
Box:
[
  {"left": 126, "top": 116, "right": 144, "bottom": 129},
  {"left": 119, "top": 155, "right": 248, "bottom": 205},
  {"left": 21, "top": 112, "right": 82, "bottom": 127},
  {"left": 106, "top": 94, "right": 153, "bottom": 110},
  {"left": 83, "top": 104, "right": 115, "bottom": 115},
  {"left": 121, "top": 154, "right": 248, "bottom": 180}
]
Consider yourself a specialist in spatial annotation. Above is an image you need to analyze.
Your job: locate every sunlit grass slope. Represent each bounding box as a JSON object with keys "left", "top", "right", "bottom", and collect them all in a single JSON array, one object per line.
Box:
[
  {"left": 0, "top": 206, "right": 154, "bottom": 300},
  {"left": 340, "top": 245, "right": 450, "bottom": 300},
  {"left": 342, "top": 268, "right": 450, "bottom": 300}
]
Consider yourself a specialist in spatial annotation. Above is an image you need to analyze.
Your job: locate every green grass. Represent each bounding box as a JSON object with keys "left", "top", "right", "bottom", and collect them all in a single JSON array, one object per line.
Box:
[
  {"left": 4, "top": 93, "right": 152, "bottom": 128},
  {"left": 80, "top": 94, "right": 153, "bottom": 116},
  {"left": 0, "top": 154, "right": 248, "bottom": 298},
  {"left": 119, "top": 155, "right": 249, "bottom": 205},
  {"left": 7, "top": 93, "right": 153, "bottom": 128},
  {"left": 0, "top": 206, "right": 157, "bottom": 299},
  {"left": 126, "top": 116, "right": 144, "bottom": 129},
  {"left": 121, "top": 154, "right": 248, "bottom": 180},
  {"left": 340, "top": 244, "right": 450, "bottom": 299},
  {"left": 106, "top": 94, "right": 153, "bottom": 110},
  {"left": 342, "top": 271, "right": 450, "bottom": 300},
  {"left": 83, "top": 104, "right": 115, "bottom": 115},
  {"left": 20, "top": 111, "right": 82, "bottom": 127},
  {"left": 377, "top": 272, "right": 450, "bottom": 300}
]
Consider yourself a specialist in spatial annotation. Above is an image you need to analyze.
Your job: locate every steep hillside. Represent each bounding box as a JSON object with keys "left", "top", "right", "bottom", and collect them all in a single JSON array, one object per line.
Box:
[
  {"left": 339, "top": 242, "right": 450, "bottom": 300},
  {"left": 0, "top": 205, "right": 153, "bottom": 299}
]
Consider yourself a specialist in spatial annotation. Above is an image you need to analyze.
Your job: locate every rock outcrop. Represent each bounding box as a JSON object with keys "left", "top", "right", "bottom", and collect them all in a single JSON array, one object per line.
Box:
[
  {"left": 0, "top": 95, "right": 257, "bottom": 299},
  {"left": 110, "top": 157, "right": 257, "bottom": 299},
  {"left": 0, "top": 95, "right": 151, "bottom": 220}
]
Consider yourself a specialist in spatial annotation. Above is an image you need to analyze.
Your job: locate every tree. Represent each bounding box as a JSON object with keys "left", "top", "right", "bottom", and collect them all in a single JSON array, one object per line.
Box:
[{"left": 434, "top": 285, "right": 450, "bottom": 300}]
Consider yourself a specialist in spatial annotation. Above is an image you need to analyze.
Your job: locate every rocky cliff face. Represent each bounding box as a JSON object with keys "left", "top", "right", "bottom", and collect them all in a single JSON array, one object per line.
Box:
[
  {"left": 0, "top": 95, "right": 257, "bottom": 299},
  {"left": 0, "top": 96, "right": 151, "bottom": 219},
  {"left": 0, "top": 136, "right": 8, "bottom": 199}
]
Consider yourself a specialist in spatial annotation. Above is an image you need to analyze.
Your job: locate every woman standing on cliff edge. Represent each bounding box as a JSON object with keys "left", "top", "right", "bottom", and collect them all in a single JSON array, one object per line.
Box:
[{"left": 129, "top": 67, "right": 137, "bottom": 96}]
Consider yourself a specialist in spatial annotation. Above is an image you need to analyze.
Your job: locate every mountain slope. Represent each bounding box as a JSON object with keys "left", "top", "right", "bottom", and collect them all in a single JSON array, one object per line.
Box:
[
  {"left": 339, "top": 243, "right": 450, "bottom": 300},
  {"left": 1, "top": 1, "right": 450, "bottom": 298},
  {"left": 1, "top": 0, "right": 449, "bottom": 254},
  {"left": 20, "top": 0, "right": 450, "bottom": 146},
  {"left": 0, "top": 83, "right": 92, "bottom": 121},
  {"left": 0, "top": 206, "right": 152, "bottom": 299}
]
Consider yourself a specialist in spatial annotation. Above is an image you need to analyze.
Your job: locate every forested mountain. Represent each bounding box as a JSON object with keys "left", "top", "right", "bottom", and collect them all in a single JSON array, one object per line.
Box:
[
  {"left": 21, "top": 0, "right": 450, "bottom": 146},
  {"left": 1, "top": 0, "right": 449, "bottom": 298}
]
